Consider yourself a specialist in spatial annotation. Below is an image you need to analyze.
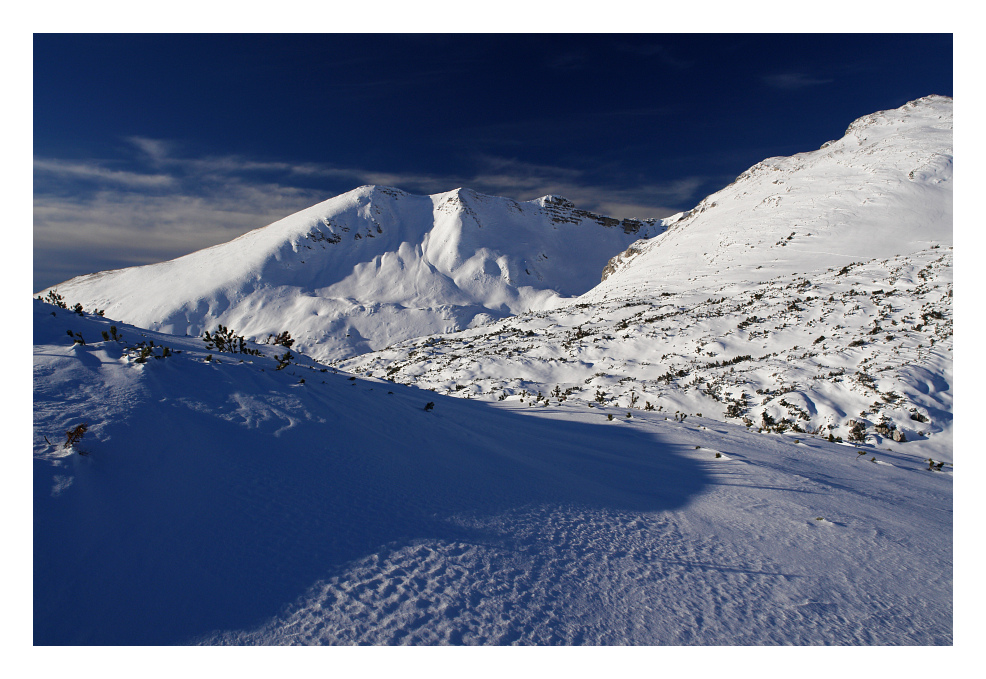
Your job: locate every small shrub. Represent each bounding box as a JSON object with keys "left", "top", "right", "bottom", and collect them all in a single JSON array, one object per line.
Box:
[
  {"left": 424, "top": 402, "right": 435, "bottom": 412},
  {"left": 275, "top": 350, "right": 294, "bottom": 370},
  {"left": 607, "top": 414, "right": 614, "bottom": 421},
  {"left": 64, "top": 423, "right": 88, "bottom": 450},
  {"left": 38, "top": 289, "right": 68, "bottom": 309},
  {"left": 203, "top": 325, "right": 261, "bottom": 356},
  {"left": 270, "top": 331, "right": 295, "bottom": 348}
]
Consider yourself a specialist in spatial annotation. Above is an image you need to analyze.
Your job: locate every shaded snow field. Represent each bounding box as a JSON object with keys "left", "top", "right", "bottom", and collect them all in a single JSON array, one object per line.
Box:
[{"left": 34, "top": 302, "right": 951, "bottom": 645}]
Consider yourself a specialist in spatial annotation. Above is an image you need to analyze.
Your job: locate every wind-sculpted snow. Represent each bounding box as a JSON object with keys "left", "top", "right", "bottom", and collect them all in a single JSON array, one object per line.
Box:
[
  {"left": 41, "top": 186, "right": 664, "bottom": 362},
  {"left": 35, "top": 301, "right": 707, "bottom": 644},
  {"left": 34, "top": 300, "right": 951, "bottom": 644}
]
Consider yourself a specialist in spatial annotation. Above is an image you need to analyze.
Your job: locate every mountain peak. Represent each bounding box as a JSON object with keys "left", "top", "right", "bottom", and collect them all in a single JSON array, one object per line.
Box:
[
  {"left": 46, "top": 184, "right": 654, "bottom": 362},
  {"left": 597, "top": 95, "right": 952, "bottom": 292},
  {"left": 535, "top": 195, "right": 576, "bottom": 209},
  {"left": 843, "top": 94, "right": 952, "bottom": 138}
]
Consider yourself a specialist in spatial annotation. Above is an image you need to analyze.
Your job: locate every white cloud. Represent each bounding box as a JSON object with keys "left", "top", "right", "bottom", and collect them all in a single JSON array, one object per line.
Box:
[
  {"left": 466, "top": 156, "right": 702, "bottom": 219},
  {"left": 127, "top": 136, "right": 172, "bottom": 163},
  {"left": 34, "top": 180, "right": 326, "bottom": 290},
  {"left": 34, "top": 158, "right": 176, "bottom": 188}
]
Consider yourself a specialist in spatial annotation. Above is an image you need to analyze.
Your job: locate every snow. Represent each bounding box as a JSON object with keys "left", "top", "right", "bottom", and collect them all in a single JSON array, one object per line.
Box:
[
  {"left": 341, "top": 96, "right": 953, "bottom": 463},
  {"left": 341, "top": 247, "right": 953, "bottom": 463},
  {"left": 33, "top": 96, "right": 953, "bottom": 647},
  {"left": 41, "top": 185, "right": 664, "bottom": 363},
  {"left": 34, "top": 298, "right": 951, "bottom": 645}
]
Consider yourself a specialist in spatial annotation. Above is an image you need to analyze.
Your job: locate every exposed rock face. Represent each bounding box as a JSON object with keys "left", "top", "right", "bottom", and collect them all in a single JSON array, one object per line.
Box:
[{"left": 539, "top": 194, "right": 663, "bottom": 235}]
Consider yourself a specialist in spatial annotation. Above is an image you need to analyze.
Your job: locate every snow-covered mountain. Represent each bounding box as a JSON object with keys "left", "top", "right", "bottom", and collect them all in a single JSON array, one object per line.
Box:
[
  {"left": 339, "top": 96, "right": 953, "bottom": 456},
  {"left": 40, "top": 186, "right": 664, "bottom": 362},
  {"left": 596, "top": 94, "right": 952, "bottom": 294},
  {"left": 34, "top": 96, "right": 953, "bottom": 646}
]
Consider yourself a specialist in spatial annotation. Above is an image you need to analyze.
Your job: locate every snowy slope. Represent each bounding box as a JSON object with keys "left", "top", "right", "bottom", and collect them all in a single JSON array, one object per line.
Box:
[
  {"left": 597, "top": 95, "right": 952, "bottom": 294},
  {"left": 39, "top": 186, "right": 663, "bottom": 362},
  {"left": 33, "top": 300, "right": 951, "bottom": 645},
  {"left": 339, "top": 97, "right": 953, "bottom": 460},
  {"left": 341, "top": 246, "right": 953, "bottom": 460}
]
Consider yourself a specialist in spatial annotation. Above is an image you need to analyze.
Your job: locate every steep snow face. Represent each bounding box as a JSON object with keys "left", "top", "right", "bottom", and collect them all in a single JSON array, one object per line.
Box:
[
  {"left": 42, "top": 186, "right": 664, "bottom": 362},
  {"left": 596, "top": 95, "right": 952, "bottom": 296}
]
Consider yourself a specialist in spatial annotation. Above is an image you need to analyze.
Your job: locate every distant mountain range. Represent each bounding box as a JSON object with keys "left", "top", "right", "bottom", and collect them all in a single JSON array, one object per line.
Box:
[{"left": 42, "top": 185, "right": 665, "bottom": 361}]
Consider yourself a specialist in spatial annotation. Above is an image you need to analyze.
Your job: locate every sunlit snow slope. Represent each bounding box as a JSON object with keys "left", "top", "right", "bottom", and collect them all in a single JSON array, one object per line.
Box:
[
  {"left": 41, "top": 186, "right": 663, "bottom": 362},
  {"left": 340, "top": 97, "right": 953, "bottom": 458},
  {"left": 596, "top": 95, "right": 952, "bottom": 294},
  {"left": 34, "top": 96, "right": 953, "bottom": 646}
]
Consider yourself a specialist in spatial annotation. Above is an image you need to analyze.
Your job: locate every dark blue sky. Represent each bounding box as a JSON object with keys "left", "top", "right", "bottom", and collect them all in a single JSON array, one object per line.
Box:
[{"left": 33, "top": 33, "right": 953, "bottom": 290}]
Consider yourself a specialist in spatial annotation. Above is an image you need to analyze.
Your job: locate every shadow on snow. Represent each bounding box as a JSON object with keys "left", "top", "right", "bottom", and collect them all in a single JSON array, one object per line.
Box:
[{"left": 35, "top": 367, "right": 711, "bottom": 645}]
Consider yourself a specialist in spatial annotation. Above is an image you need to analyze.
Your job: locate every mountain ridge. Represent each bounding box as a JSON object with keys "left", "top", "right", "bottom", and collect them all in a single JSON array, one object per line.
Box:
[
  {"left": 596, "top": 95, "right": 952, "bottom": 295},
  {"left": 42, "top": 184, "right": 667, "bottom": 361},
  {"left": 336, "top": 96, "right": 952, "bottom": 455}
]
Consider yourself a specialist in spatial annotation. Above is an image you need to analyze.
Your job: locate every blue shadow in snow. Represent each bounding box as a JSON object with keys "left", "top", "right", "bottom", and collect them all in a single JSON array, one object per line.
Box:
[{"left": 34, "top": 376, "right": 711, "bottom": 645}]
